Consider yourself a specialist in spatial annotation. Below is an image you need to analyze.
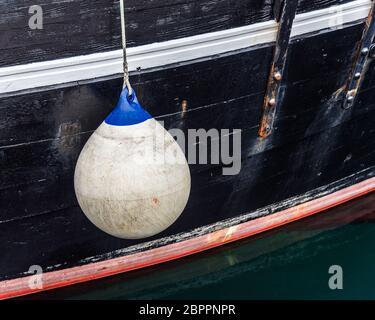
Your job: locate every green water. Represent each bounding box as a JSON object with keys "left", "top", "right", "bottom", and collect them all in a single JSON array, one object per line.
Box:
[{"left": 34, "top": 192, "right": 375, "bottom": 300}]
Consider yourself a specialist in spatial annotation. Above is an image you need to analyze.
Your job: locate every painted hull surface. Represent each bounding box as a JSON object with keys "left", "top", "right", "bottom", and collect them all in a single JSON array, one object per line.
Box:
[{"left": 0, "top": 0, "right": 375, "bottom": 298}]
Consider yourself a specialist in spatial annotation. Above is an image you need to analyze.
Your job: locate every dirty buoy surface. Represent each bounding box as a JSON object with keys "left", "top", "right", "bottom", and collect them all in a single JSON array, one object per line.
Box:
[{"left": 74, "top": 88, "right": 191, "bottom": 239}]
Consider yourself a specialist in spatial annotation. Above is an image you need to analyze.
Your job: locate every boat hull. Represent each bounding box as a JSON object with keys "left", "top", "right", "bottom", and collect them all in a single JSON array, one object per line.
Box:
[
  {"left": 1, "top": 173, "right": 375, "bottom": 299},
  {"left": 1, "top": 0, "right": 375, "bottom": 299}
]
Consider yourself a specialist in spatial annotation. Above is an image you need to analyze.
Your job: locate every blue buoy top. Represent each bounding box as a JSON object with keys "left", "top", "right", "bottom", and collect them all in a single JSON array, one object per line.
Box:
[{"left": 105, "top": 87, "right": 152, "bottom": 126}]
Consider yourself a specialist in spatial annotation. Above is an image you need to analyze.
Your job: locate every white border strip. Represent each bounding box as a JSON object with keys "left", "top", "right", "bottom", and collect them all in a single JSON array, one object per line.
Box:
[{"left": 0, "top": 0, "right": 371, "bottom": 94}]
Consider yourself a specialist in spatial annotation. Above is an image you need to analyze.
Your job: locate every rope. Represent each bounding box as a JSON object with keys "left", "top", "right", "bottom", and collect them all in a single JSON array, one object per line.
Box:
[{"left": 119, "top": 0, "right": 132, "bottom": 94}]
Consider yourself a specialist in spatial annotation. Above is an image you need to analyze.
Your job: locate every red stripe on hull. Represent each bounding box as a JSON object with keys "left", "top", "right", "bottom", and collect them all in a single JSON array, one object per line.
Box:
[{"left": 1, "top": 177, "right": 375, "bottom": 299}]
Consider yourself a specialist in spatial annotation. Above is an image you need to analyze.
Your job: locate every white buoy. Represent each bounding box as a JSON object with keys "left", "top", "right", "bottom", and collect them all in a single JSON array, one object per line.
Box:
[
  {"left": 74, "top": 88, "right": 191, "bottom": 239},
  {"left": 74, "top": 0, "right": 190, "bottom": 239}
]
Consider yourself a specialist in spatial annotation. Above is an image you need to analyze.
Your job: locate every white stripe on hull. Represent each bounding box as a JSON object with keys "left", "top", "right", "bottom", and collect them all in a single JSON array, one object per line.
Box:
[{"left": 0, "top": 0, "right": 371, "bottom": 94}]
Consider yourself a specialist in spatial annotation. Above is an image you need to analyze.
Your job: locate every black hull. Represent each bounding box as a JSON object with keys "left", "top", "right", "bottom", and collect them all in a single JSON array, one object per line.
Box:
[
  {"left": 1, "top": 0, "right": 375, "bottom": 297},
  {"left": 1, "top": 0, "right": 355, "bottom": 67},
  {"left": 26, "top": 191, "right": 375, "bottom": 300}
]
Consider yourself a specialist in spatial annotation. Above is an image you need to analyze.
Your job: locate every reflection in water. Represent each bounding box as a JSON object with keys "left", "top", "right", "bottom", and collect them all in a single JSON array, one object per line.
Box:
[{"left": 30, "top": 192, "right": 375, "bottom": 300}]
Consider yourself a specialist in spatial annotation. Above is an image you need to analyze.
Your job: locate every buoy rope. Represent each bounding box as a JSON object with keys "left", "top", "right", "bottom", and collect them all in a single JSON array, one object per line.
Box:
[{"left": 120, "top": 0, "right": 132, "bottom": 94}]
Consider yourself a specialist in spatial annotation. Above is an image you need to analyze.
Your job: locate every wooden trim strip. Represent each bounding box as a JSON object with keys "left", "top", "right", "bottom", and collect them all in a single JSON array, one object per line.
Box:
[
  {"left": 1, "top": 176, "right": 374, "bottom": 300},
  {"left": 0, "top": 0, "right": 371, "bottom": 95}
]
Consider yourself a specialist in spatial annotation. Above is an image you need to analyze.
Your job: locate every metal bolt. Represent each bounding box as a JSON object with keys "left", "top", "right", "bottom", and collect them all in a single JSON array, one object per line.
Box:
[
  {"left": 361, "top": 47, "right": 369, "bottom": 56},
  {"left": 346, "top": 95, "right": 354, "bottom": 103},
  {"left": 268, "top": 98, "right": 276, "bottom": 107},
  {"left": 354, "top": 72, "right": 361, "bottom": 80},
  {"left": 369, "top": 44, "right": 375, "bottom": 59},
  {"left": 346, "top": 89, "right": 356, "bottom": 104},
  {"left": 274, "top": 72, "right": 282, "bottom": 81},
  {"left": 343, "top": 91, "right": 356, "bottom": 109}
]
